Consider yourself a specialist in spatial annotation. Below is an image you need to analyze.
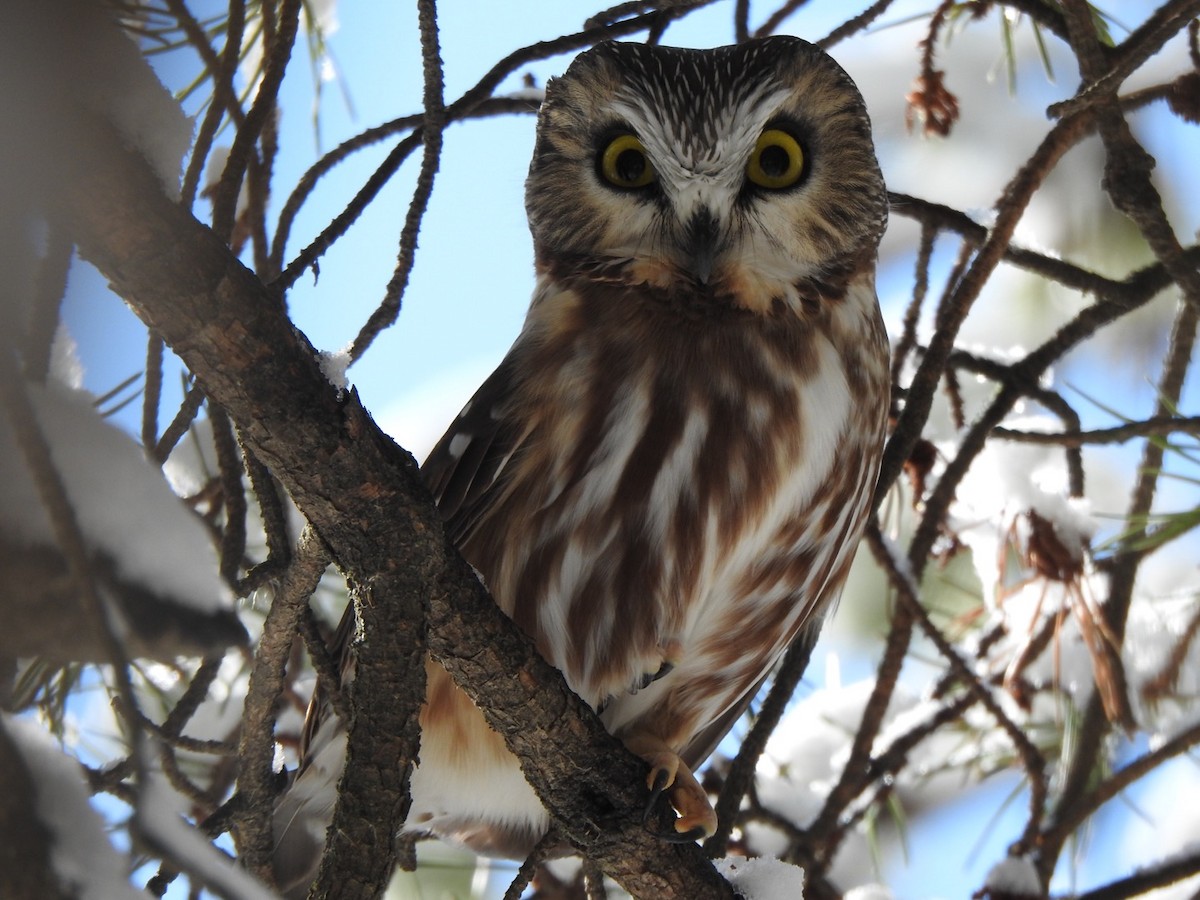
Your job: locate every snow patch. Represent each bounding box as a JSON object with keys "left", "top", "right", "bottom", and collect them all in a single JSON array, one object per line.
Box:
[
  {"left": 317, "top": 344, "right": 353, "bottom": 397},
  {"left": 950, "top": 419, "right": 1098, "bottom": 610},
  {"left": 1124, "top": 595, "right": 1200, "bottom": 741},
  {"left": 843, "top": 885, "right": 894, "bottom": 900},
  {"left": 138, "top": 741, "right": 277, "bottom": 900},
  {"left": 203, "top": 146, "right": 251, "bottom": 218},
  {"left": 0, "top": 381, "right": 233, "bottom": 614},
  {"left": 50, "top": 323, "right": 84, "bottom": 390},
  {"left": 2, "top": 714, "right": 148, "bottom": 900},
  {"left": 715, "top": 855, "right": 806, "bottom": 900},
  {"left": 9, "top": 0, "right": 192, "bottom": 196},
  {"left": 983, "top": 856, "right": 1042, "bottom": 896},
  {"left": 756, "top": 680, "right": 918, "bottom": 827}
]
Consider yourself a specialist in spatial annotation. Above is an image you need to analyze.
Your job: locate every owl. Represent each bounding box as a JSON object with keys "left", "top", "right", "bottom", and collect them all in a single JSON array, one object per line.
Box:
[{"left": 272, "top": 35, "right": 889, "bottom": 892}]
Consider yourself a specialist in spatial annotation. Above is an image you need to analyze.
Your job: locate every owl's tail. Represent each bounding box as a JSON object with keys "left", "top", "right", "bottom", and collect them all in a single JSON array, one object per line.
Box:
[
  {"left": 268, "top": 660, "right": 552, "bottom": 895},
  {"left": 269, "top": 715, "right": 345, "bottom": 899}
]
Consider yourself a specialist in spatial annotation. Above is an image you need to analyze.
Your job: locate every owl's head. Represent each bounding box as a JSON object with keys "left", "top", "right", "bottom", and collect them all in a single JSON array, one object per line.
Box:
[{"left": 526, "top": 37, "right": 886, "bottom": 316}]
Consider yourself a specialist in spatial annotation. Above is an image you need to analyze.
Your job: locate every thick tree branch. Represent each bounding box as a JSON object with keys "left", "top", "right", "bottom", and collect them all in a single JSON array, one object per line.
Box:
[{"left": 31, "top": 80, "right": 732, "bottom": 900}]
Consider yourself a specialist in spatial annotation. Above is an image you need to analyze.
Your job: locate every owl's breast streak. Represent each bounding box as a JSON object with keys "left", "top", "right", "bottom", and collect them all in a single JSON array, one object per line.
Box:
[{"left": 474, "top": 275, "right": 884, "bottom": 743}]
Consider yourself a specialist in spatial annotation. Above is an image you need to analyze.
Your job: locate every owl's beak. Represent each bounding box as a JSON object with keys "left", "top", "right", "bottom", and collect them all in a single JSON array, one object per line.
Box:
[{"left": 681, "top": 207, "right": 721, "bottom": 285}]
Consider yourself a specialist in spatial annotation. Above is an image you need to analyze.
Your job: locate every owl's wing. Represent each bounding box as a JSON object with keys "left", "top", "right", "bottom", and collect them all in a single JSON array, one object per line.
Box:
[
  {"left": 678, "top": 617, "right": 824, "bottom": 770},
  {"left": 420, "top": 354, "right": 525, "bottom": 547},
  {"left": 301, "top": 353, "right": 525, "bottom": 766}
]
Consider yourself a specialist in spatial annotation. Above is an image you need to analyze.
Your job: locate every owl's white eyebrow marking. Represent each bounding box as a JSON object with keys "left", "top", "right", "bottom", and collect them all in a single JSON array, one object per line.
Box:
[{"left": 611, "top": 85, "right": 792, "bottom": 179}]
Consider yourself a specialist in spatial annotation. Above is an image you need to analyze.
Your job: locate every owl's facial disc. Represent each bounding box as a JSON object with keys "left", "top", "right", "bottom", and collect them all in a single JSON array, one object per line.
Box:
[{"left": 527, "top": 38, "right": 887, "bottom": 315}]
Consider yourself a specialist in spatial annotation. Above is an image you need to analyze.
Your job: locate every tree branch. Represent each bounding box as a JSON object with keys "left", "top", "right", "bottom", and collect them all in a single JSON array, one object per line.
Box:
[
  {"left": 236, "top": 526, "right": 329, "bottom": 884},
  {"left": 34, "top": 75, "right": 732, "bottom": 900}
]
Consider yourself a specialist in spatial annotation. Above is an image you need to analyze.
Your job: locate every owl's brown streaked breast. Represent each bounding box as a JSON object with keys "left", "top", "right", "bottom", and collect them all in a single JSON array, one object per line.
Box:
[{"left": 456, "top": 274, "right": 885, "bottom": 716}]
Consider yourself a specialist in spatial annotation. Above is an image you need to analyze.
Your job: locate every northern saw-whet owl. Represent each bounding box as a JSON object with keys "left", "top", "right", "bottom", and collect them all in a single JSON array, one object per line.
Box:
[{"left": 272, "top": 35, "right": 889, "bottom": 891}]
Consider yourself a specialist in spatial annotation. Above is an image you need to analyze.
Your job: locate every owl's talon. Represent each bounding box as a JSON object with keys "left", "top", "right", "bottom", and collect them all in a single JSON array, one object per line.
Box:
[
  {"left": 642, "top": 780, "right": 711, "bottom": 844},
  {"left": 649, "top": 765, "right": 672, "bottom": 796},
  {"left": 627, "top": 734, "right": 718, "bottom": 842},
  {"left": 646, "top": 822, "right": 710, "bottom": 844},
  {"left": 642, "top": 766, "right": 672, "bottom": 825}
]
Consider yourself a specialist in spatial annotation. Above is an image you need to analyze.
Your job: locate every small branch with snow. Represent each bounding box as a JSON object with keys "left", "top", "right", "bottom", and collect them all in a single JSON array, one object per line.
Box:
[
  {"left": 865, "top": 522, "right": 1050, "bottom": 854},
  {"left": 994, "top": 414, "right": 1200, "bottom": 446},
  {"left": 1069, "top": 846, "right": 1200, "bottom": 900}
]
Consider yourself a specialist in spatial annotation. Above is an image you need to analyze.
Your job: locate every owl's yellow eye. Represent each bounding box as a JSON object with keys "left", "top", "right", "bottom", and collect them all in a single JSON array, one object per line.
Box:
[
  {"left": 746, "top": 128, "right": 805, "bottom": 190},
  {"left": 599, "top": 134, "right": 656, "bottom": 188}
]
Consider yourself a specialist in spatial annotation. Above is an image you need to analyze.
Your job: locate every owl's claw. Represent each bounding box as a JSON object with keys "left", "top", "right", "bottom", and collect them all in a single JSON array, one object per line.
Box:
[
  {"left": 646, "top": 819, "right": 711, "bottom": 843},
  {"left": 631, "top": 641, "right": 682, "bottom": 693},
  {"left": 628, "top": 735, "right": 717, "bottom": 843},
  {"left": 641, "top": 766, "right": 672, "bottom": 825},
  {"left": 642, "top": 774, "right": 707, "bottom": 843}
]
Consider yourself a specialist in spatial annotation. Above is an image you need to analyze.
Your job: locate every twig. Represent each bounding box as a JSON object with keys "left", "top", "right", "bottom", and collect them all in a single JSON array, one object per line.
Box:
[
  {"left": 503, "top": 827, "right": 564, "bottom": 900},
  {"left": 890, "top": 221, "right": 936, "bottom": 390},
  {"left": 1046, "top": 719, "right": 1200, "bottom": 853},
  {"left": 1038, "top": 300, "right": 1200, "bottom": 881},
  {"left": 1050, "top": 0, "right": 1200, "bottom": 118},
  {"left": 1061, "top": 0, "right": 1200, "bottom": 316},
  {"left": 243, "top": 447, "right": 291, "bottom": 568},
  {"left": 865, "top": 691, "right": 977, "bottom": 786},
  {"left": 208, "top": 406, "right": 248, "bottom": 587},
  {"left": 944, "top": 347, "right": 1086, "bottom": 493},
  {"left": 160, "top": 654, "right": 226, "bottom": 740},
  {"left": 152, "top": 381, "right": 205, "bottom": 465},
  {"left": 753, "top": 0, "right": 813, "bottom": 39},
  {"left": 889, "top": 193, "right": 1200, "bottom": 302},
  {"left": 804, "top": 522, "right": 916, "bottom": 870},
  {"left": 275, "top": 129, "right": 423, "bottom": 290},
  {"left": 141, "top": 335, "right": 164, "bottom": 452},
  {"left": 172, "top": 0, "right": 245, "bottom": 209},
  {"left": 299, "top": 603, "right": 347, "bottom": 723},
  {"left": 907, "top": 267, "right": 1171, "bottom": 596},
  {"left": 584, "top": 1, "right": 657, "bottom": 30},
  {"left": 1068, "top": 847, "right": 1200, "bottom": 900},
  {"left": 822, "top": 691, "right": 979, "bottom": 858},
  {"left": 236, "top": 526, "right": 331, "bottom": 883},
  {"left": 818, "top": 0, "right": 899, "bottom": 49},
  {"left": 865, "top": 524, "right": 1049, "bottom": 854},
  {"left": 584, "top": 859, "right": 609, "bottom": 900},
  {"left": 155, "top": 735, "right": 220, "bottom": 807},
  {"left": 348, "top": 0, "right": 447, "bottom": 361},
  {"left": 210, "top": 0, "right": 300, "bottom": 242},
  {"left": 876, "top": 108, "right": 1095, "bottom": 516},
  {"left": 272, "top": 7, "right": 706, "bottom": 290},
  {"left": 994, "top": 415, "right": 1200, "bottom": 446},
  {"left": 1038, "top": 8, "right": 1200, "bottom": 881},
  {"left": 733, "top": 0, "right": 750, "bottom": 43}
]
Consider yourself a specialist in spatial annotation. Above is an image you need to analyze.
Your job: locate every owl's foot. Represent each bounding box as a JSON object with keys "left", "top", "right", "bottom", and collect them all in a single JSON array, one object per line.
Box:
[
  {"left": 631, "top": 639, "right": 684, "bottom": 692},
  {"left": 625, "top": 734, "right": 716, "bottom": 842}
]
